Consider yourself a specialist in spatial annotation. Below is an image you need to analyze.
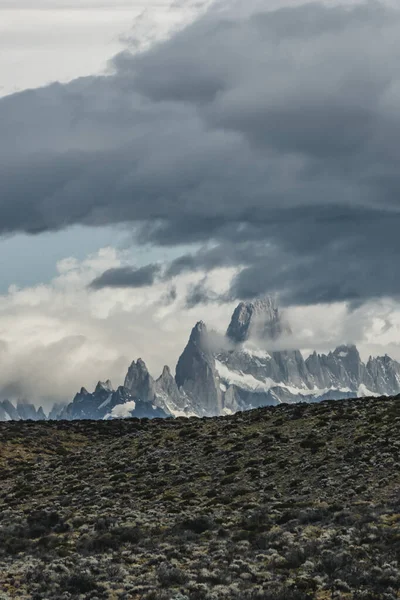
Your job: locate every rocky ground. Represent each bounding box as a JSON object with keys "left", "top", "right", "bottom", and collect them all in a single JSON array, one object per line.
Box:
[{"left": 0, "top": 396, "right": 399, "bottom": 600}]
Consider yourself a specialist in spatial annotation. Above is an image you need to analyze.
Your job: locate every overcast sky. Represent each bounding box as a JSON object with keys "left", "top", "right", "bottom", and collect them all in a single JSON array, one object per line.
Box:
[
  {"left": 0, "top": 0, "right": 211, "bottom": 96},
  {"left": 0, "top": 0, "right": 211, "bottom": 289},
  {"left": 2, "top": 0, "right": 400, "bottom": 407}
]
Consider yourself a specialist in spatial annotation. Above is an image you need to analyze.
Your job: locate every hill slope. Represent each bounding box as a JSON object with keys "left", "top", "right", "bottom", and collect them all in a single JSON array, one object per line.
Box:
[{"left": 0, "top": 395, "right": 399, "bottom": 599}]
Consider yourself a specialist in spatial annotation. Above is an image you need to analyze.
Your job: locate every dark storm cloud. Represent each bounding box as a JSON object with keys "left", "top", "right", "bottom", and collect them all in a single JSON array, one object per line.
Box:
[
  {"left": 90, "top": 243, "right": 257, "bottom": 291},
  {"left": 2, "top": 1, "right": 400, "bottom": 305},
  {"left": 163, "top": 242, "right": 264, "bottom": 278},
  {"left": 228, "top": 208, "right": 400, "bottom": 306},
  {"left": 90, "top": 264, "right": 161, "bottom": 289}
]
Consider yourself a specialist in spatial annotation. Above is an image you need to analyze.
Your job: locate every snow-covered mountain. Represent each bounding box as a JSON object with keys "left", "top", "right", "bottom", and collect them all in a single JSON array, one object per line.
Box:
[
  {"left": 2, "top": 296, "right": 400, "bottom": 421},
  {"left": 56, "top": 380, "right": 169, "bottom": 421},
  {"left": 0, "top": 399, "right": 46, "bottom": 422}
]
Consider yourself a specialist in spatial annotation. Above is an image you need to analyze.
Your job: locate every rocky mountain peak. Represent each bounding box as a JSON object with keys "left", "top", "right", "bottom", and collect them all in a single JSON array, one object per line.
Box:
[
  {"left": 36, "top": 407, "right": 46, "bottom": 420},
  {"left": 189, "top": 321, "right": 208, "bottom": 344},
  {"left": 0, "top": 399, "right": 47, "bottom": 422},
  {"left": 160, "top": 365, "right": 172, "bottom": 379},
  {"left": 124, "top": 358, "right": 156, "bottom": 403},
  {"left": 125, "top": 358, "right": 150, "bottom": 381},
  {"left": 175, "top": 321, "right": 222, "bottom": 416},
  {"left": 1, "top": 400, "right": 19, "bottom": 420},
  {"left": 334, "top": 345, "right": 363, "bottom": 376},
  {"left": 379, "top": 354, "right": 392, "bottom": 363},
  {"left": 94, "top": 380, "right": 114, "bottom": 394},
  {"left": 15, "top": 400, "right": 45, "bottom": 421},
  {"left": 226, "top": 295, "right": 290, "bottom": 343},
  {"left": 333, "top": 344, "right": 359, "bottom": 358}
]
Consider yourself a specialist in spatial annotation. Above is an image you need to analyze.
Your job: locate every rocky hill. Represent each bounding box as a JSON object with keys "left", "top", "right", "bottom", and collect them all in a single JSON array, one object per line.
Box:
[{"left": 0, "top": 395, "right": 399, "bottom": 599}]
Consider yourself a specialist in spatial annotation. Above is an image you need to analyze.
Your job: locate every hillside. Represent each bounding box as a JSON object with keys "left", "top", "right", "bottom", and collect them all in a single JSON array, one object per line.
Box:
[{"left": 0, "top": 395, "right": 399, "bottom": 599}]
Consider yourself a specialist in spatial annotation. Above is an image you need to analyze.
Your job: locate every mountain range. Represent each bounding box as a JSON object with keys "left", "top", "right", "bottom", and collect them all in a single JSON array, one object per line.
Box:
[
  {"left": 0, "top": 399, "right": 46, "bottom": 422},
  {"left": 2, "top": 296, "right": 400, "bottom": 421}
]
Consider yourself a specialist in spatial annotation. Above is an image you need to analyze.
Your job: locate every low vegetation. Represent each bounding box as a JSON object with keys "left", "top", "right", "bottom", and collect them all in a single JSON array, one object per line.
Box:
[{"left": 0, "top": 396, "right": 399, "bottom": 599}]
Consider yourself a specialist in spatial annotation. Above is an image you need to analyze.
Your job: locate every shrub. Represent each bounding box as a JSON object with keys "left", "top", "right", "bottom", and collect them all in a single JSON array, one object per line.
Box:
[
  {"left": 180, "top": 515, "right": 215, "bottom": 534},
  {"left": 78, "top": 524, "right": 142, "bottom": 553},
  {"left": 61, "top": 572, "right": 99, "bottom": 594},
  {"left": 156, "top": 564, "right": 188, "bottom": 587}
]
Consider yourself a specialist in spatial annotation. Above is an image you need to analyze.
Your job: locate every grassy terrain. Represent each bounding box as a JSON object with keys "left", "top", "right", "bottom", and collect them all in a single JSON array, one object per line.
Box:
[{"left": 0, "top": 396, "right": 399, "bottom": 599}]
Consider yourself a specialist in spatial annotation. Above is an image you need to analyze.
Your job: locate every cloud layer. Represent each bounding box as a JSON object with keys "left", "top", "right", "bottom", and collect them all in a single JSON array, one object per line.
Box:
[
  {"left": 2, "top": 0, "right": 400, "bottom": 306},
  {"left": 90, "top": 263, "right": 161, "bottom": 289},
  {"left": 0, "top": 248, "right": 236, "bottom": 408}
]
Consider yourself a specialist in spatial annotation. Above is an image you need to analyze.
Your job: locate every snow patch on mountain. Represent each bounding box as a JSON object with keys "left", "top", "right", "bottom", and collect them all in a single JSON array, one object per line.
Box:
[
  {"left": 215, "top": 360, "right": 277, "bottom": 393},
  {"left": 357, "top": 384, "right": 381, "bottom": 398},
  {"left": 98, "top": 394, "right": 113, "bottom": 409},
  {"left": 242, "top": 346, "right": 271, "bottom": 360},
  {"left": 216, "top": 359, "right": 353, "bottom": 401}
]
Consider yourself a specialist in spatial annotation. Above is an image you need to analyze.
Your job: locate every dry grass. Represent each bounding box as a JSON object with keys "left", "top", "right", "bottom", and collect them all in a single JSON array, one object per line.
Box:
[{"left": 0, "top": 396, "right": 399, "bottom": 599}]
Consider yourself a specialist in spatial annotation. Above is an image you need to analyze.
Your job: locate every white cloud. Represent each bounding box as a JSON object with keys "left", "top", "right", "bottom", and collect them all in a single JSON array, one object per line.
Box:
[
  {"left": 286, "top": 300, "right": 400, "bottom": 362},
  {"left": 106, "top": 400, "right": 136, "bottom": 420}
]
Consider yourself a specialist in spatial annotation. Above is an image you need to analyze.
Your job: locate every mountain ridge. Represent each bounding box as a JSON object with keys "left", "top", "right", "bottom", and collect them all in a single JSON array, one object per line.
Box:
[{"left": 2, "top": 296, "right": 400, "bottom": 421}]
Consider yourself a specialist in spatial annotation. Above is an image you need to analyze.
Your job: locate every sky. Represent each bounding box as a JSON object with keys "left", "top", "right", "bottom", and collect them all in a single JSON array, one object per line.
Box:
[
  {"left": 2, "top": 0, "right": 400, "bottom": 408},
  {"left": 0, "top": 0, "right": 212, "bottom": 96}
]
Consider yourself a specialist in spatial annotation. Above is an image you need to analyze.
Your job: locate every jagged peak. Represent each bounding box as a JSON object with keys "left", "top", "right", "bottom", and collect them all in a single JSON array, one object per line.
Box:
[
  {"left": 95, "top": 380, "right": 114, "bottom": 394},
  {"left": 124, "top": 357, "right": 156, "bottom": 403},
  {"left": 189, "top": 321, "right": 208, "bottom": 344},
  {"left": 333, "top": 344, "right": 360, "bottom": 359},
  {"left": 16, "top": 398, "right": 31, "bottom": 406},
  {"left": 226, "top": 295, "right": 289, "bottom": 343},
  {"left": 238, "top": 295, "right": 277, "bottom": 312},
  {"left": 80, "top": 387, "right": 90, "bottom": 395},
  {"left": 175, "top": 320, "right": 217, "bottom": 392},
  {"left": 193, "top": 320, "right": 207, "bottom": 333},
  {"left": 249, "top": 295, "right": 277, "bottom": 310},
  {"left": 37, "top": 407, "right": 47, "bottom": 419},
  {"left": 371, "top": 354, "right": 393, "bottom": 363},
  {"left": 115, "top": 385, "right": 129, "bottom": 396},
  {"left": 334, "top": 343, "right": 357, "bottom": 351},
  {"left": 2, "top": 399, "right": 16, "bottom": 408},
  {"left": 160, "top": 365, "right": 172, "bottom": 378},
  {"left": 1, "top": 400, "right": 17, "bottom": 415},
  {"left": 319, "top": 344, "right": 360, "bottom": 359},
  {"left": 128, "top": 358, "right": 150, "bottom": 373}
]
